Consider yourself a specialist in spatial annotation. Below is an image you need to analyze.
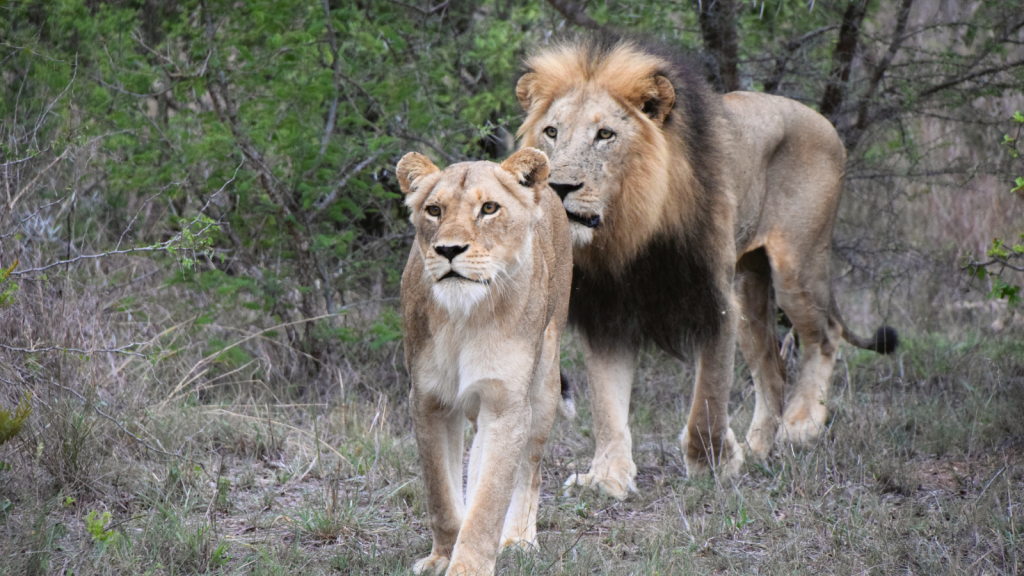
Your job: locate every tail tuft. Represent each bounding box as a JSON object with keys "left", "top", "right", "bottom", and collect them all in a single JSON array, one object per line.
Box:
[
  {"left": 872, "top": 326, "right": 899, "bottom": 355},
  {"left": 557, "top": 370, "right": 576, "bottom": 420}
]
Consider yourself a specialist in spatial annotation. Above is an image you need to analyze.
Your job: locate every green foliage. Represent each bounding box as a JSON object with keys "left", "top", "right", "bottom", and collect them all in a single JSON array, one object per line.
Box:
[
  {"left": 84, "top": 510, "right": 119, "bottom": 547},
  {"left": 0, "top": 260, "right": 18, "bottom": 309},
  {"left": 1, "top": 0, "right": 546, "bottom": 361},
  {"left": 0, "top": 392, "right": 32, "bottom": 447}
]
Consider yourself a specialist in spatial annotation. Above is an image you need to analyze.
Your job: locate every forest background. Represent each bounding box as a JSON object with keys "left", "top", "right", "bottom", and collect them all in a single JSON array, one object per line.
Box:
[{"left": 1, "top": 0, "right": 1024, "bottom": 574}]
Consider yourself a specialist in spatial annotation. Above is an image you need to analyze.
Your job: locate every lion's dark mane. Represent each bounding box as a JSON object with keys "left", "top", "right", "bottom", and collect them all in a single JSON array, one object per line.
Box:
[{"left": 563, "top": 33, "right": 730, "bottom": 359}]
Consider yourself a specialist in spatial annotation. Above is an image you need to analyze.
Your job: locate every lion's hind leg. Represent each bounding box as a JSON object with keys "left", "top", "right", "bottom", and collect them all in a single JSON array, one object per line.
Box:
[
  {"left": 735, "top": 248, "right": 786, "bottom": 460},
  {"left": 768, "top": 243, "right": 841, "bottom": 448}
]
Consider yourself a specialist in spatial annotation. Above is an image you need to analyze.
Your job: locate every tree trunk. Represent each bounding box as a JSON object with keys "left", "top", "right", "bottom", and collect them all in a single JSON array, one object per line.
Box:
[
  {"left": 819, "top": 0, "right": 869, "bottom": 121},
  {"left": 696, "top": 0, "right": 740, "bottom": 93}
]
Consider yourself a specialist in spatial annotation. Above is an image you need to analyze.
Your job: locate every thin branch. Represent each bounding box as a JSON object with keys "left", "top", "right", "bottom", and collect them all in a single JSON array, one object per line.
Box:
[
  {"left": 0, "top": 344, "right": 148, "bottom": 358},
  {"left": 545, "top": 0, "right": 602, "bottom": 30},
  {"left": 918, "top": 57, "right": 1024, "bottom": 99},
  {"left": 311, "top": 152, "right": 383, "bottom": 217},
  {"left": 45, "top": 378, "right": 207, "bottom": 468},
  {"left": 763, "top": 25, "right": 838, "bottom": 94}
]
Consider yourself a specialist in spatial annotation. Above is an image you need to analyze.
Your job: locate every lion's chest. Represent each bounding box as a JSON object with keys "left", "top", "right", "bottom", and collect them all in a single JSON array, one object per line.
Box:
[{"left": 412, "top": 319, "right": 536, "bottom": 406}]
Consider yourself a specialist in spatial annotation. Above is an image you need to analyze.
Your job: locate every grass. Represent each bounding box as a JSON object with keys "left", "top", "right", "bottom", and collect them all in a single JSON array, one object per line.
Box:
[
  {"left": 1, "top": 313, "right": 1023, "bottom": 575},
  {"left": 0, "top": 238, "right": 1021, "bottom": 575}
]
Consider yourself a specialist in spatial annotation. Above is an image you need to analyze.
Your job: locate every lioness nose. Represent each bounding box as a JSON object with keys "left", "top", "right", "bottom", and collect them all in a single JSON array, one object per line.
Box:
[
  {"left": 549, "top": 182, "right": 583, "bottom": 200},
  {"left": 434, "top": 244, "right": 469, "bottom": 262}
]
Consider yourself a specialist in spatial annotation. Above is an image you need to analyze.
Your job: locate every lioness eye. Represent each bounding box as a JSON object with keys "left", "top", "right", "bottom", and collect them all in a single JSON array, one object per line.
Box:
[
  {"left": 481, "top": 202, "right": 499, "bottom": 215},
  {"left": 426, "top": 205, "right": 441, "bottom": 217},
  {"left": 597, "top": 128, "right": 615, "bottom": 140},
  {"left": 543, "top": 126, "right": 558, "bottom": 139}
]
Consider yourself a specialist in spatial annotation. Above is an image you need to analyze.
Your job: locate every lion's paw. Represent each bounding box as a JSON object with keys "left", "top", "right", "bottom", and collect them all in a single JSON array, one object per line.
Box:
[
  {"left": 413, "top": 553, "right": 450, "bottom": 575},
  {"left": 777, "top": 400, "right": 827, "bottom": 448},
  {"left": 744, "top": 427, "right": 775, "bottom": 461},
  {"left": 680, "top": 427, "right": 744, "bottom": 480},
  {"left": 563, "top": 464, "right": 637, "bottom": 501}
]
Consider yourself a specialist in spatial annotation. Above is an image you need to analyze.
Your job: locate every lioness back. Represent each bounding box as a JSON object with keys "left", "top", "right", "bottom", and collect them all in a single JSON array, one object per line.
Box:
[{"left": 397, "top": 148, "right": 570, "bottom": 576}]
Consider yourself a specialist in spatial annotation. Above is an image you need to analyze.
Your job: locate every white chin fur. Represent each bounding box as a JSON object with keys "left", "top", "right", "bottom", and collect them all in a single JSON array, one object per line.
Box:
[
  {"left": 431, "top": 280, "right": 489, "bottom": 315},
  {"left": 569, "top": 222, "right": 594, "bottom": 247}
]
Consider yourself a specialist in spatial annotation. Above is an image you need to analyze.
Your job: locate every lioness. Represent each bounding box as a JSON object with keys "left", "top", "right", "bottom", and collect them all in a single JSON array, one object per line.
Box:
[
  {"left": 398, "top": 147, "right": 572, "bottom": 575},
  {"left": 515, "top": 34, "right": 896, "bottom": 499}
]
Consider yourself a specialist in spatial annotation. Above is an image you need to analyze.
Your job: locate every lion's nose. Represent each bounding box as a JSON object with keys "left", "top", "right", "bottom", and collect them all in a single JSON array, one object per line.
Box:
[
  {"left": 549, "top": 182, "right": 583, "bottom": 200},
  {"left": 433, "top": 244, "right": 469, "bottom": 262}
]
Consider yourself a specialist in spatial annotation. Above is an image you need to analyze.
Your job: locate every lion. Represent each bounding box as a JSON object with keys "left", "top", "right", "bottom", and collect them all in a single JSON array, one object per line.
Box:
[
  {"left": 398, "top": 147, "right": 573, "bottom": 575},
  {"left": 515, "top": 34, "right": 897, "bottom": 499}
]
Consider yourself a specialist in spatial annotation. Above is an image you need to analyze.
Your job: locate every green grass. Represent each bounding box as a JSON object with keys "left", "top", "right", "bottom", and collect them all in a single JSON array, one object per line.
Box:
[{"left": 1, "top": 327, "right": 1022, "bottom": 575}]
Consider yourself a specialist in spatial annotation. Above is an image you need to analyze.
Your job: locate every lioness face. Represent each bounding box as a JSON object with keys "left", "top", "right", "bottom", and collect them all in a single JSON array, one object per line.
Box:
[
  {"left": 397, "top": 149, "right": 551, "bottom": 315},
  {"left": 529, "top": 91, "right": 641, "bottom": 247}
]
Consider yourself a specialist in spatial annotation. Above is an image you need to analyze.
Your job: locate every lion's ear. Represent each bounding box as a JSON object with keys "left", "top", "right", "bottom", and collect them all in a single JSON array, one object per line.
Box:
[
  {"left": 500, "top": 147, "right": 550, "bottom": 204},
  {"left": 396, "top": 152, "right": 440, "bottom": 195},
  {"left": 641, "top": 75, "right": 676, "bottom": 125},
  {"left": 515, "top": 73, "right": 538, "bottom": 112}
]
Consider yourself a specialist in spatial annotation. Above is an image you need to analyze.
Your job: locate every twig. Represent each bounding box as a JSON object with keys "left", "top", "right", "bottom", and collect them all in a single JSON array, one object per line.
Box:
[
  {"left": 311, "top": 152, "right": 383, "bottom": 217},
  {"left": 46, "top": 378, "right": 207, "bottom": 469}
]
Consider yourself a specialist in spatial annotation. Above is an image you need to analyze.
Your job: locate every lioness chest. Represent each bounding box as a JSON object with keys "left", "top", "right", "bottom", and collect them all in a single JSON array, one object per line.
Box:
[{"left": 412, "top": 311, "right": 542, "bottom": 406}]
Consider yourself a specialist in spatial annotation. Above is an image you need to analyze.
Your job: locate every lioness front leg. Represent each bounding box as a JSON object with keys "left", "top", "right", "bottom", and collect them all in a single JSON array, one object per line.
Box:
[
  {"left": 681, "top": 315, "right": 744, "bottom": 479},
  {"left": 564, "top": 342, "right": 637, "bottom": 500},
  {"left": 412, "top": 393, "right": 466, "bottom": 575},
  {"left": 448, "top": 381, "right": 531, "bottom": 576},
  {"left": 502, "top": 325, "right": 562, "bottom": 548}
]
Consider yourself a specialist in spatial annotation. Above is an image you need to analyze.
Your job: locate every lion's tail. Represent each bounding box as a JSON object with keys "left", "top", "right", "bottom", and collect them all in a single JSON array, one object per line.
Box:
[
  {"left": 557, "top": 370, "right": 576, "bottom": 420},
  {"left": 830, "top": 296, "right": 899, "bottom": 355}
]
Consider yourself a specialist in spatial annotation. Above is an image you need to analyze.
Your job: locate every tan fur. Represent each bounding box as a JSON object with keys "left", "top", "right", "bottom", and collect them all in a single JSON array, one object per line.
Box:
[
  {"left": 517, "top": 39, "right": 857, "bottom": 498},
  {"left": 399, "top": 148, "right": 572, "bottom": 575}
]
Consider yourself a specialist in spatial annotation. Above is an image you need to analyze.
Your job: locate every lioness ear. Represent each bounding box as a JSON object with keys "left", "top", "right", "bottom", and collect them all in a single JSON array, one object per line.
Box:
[
  {"left": 641, "top": 75, "right": 676, "bottom": 125},
  {"left": 500, "top": 147, "right": 550, "bottom": 204},
  {"left": 396, "top": 152, "right": 440, "bottom": 195},
  {"left": 515, "top": 73, "right": 538, "bottom": 112}
]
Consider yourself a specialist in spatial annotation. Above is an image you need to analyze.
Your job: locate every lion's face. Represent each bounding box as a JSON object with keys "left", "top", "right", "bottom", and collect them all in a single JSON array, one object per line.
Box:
[
  {"left": 516, "top": 43, "right": 678, "bottom": 254},
  {"left": 527, "top": 90, "right": 646, "bottom": 247},
  {"left": 397, "top": 149, "right": 551, "bottom": 315}
]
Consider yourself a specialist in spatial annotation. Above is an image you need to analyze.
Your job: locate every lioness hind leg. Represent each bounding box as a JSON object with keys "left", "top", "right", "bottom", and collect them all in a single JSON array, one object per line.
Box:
[
  {"left": 735, "top": 249, "right": 786, "bottom": 460},
  {"left": 769, "top": 245, "right": 841, "bottom": 448},
  {"left": 563, "top": 342, "right": 638, "bottom": 500}
]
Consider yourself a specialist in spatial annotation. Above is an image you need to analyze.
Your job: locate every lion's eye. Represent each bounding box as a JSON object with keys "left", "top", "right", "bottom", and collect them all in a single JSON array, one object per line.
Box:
[
  {"left": 426, "top": 205, "right": 441, "bottom": 217},
  {"left": 596, "top": 128, "right": 615, "bottom": 140},
  {"left": 481, "top": 202, "right": 499, "bottom": 215},
  {"left": 543, "top": 126, "right": 558, "bottom": 139}
]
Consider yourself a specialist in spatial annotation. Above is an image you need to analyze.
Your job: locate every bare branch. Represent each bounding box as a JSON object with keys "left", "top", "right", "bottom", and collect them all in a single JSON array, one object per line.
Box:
[
  {"left": 311, "top": 152, "right": 384, "bottom": 217},
  {"left": 763, "top": 26, "right": 838, "bottom": 94},
  {"left": 545, "top": 0, "right": 602, "bottom": 30},
  {"left": 918, "top": 57, "right": 1024, "bottom": 99}
]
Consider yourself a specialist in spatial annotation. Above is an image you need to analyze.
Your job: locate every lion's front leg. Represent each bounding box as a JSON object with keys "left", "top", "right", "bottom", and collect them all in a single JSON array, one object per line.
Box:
[
  {"left": 564, "top": 341, "right": 638, "bottom": 500},
  {"left": 681, "top": 315, "right": 744, "bottom": 480},
  {"left": 448, "top": 380, "right": 530, "bottom": 576},
  {"left": 412, "top": 392, "right": 466, "bottom": 575}
]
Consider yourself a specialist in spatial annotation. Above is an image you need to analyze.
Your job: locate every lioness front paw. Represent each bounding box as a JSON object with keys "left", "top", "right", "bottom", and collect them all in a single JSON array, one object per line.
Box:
[
  {"left": 680, "top": 427, "right": 744, "bottom": 479},
  {"left": 563, "top": 459, "right": 637, "bottom": 501},
  {"left": 777, "top": 399, "right": 827, "bottom": 448},
  {"left": 413, "top": 553, "right": 450, "bottom": 575}
]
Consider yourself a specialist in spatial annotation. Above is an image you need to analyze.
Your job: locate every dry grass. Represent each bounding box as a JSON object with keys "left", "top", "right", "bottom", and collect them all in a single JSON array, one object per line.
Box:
[{"left": 1, "top": 263, "right": 1022, "bottom": 576}]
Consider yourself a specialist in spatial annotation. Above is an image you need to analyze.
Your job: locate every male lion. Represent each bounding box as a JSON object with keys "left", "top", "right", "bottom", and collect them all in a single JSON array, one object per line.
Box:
[
  {"left": 515, "top": 34, "right": 896, "bottom": 499},
  {"left": 398, "top": 147, "right": 572, "bottom": 575}
]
